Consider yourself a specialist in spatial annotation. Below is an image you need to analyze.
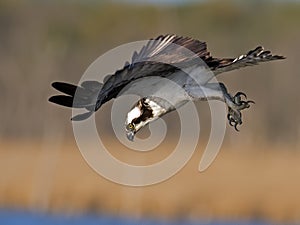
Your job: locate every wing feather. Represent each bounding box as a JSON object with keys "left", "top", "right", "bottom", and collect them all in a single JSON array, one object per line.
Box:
[{"left": 95, "top": 34, "right": 210, "bottom": 110}]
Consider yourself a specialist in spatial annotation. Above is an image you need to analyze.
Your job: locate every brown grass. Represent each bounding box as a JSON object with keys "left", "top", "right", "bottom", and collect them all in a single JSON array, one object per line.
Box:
[{"left": 0, "top": 139, "right": 299, "bottom": 223}]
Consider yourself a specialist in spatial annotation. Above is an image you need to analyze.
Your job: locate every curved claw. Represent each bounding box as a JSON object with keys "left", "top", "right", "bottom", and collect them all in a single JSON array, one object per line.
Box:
[
  {"left": 228, "top": 113, "right": 242, "bottom": 129},
  {"left": 229, "top": 118, "right": 235, "bottom": 126},
  {"left": 246, "top": 100, "right": 255, "bottom": 104},
  {"left": 238, "top": 99, "right": 255, "bottom": 109},
  {"left": 228, "top": 116, "right": 241, "bottom": 131},
  {"left": 234, "top": 123, "right": 240, "bottom": 132},
  {"left": 235, "top": 92, "right": 247, "bottom": 99},
  {"left": 227, "top": 113, "right": 231, "bottom": 121}
]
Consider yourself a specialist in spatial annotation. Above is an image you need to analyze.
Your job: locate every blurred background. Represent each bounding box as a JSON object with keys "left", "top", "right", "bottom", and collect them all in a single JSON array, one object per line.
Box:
[{"left": 0, "top": 0, "right": 300, "bottom": 224}]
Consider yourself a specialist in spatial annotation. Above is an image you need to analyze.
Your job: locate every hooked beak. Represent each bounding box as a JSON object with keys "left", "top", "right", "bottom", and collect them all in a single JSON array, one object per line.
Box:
[{"left": 126, "top": 131, "right": 135, "bottom": 141}]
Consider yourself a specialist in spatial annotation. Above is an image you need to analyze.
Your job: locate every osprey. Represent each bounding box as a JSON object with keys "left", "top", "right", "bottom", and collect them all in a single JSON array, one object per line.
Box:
[{"left": 49, "top": 35, "right": 285, "bottom": 141}]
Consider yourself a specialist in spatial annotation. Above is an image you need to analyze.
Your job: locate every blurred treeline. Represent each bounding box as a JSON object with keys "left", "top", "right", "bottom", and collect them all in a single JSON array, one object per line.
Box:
[{"left": 0, "top": 0, "right": 299, "bottom": 147}]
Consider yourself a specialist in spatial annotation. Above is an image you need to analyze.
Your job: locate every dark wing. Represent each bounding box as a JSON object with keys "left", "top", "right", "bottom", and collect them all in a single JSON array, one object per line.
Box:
[
  {"left": 49, "top": 34, "right": 213, "bottom": 120},
  {"left": 130, "top": 34, "right": 210, "bottom": 64},
  {"left": 49, "top": 81, "right": 103, "bottom": 120},
  {"left": 212, "top": 46, "right": 285, "bottom": 75},
  {"left": 94, "top": 34, "right": 212, "bottom": 110}
]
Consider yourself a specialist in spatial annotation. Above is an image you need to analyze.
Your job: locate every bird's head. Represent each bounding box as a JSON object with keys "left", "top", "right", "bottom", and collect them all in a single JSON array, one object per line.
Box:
[{"left": 125, "top": 97, "right": 166, "bottom": 141}]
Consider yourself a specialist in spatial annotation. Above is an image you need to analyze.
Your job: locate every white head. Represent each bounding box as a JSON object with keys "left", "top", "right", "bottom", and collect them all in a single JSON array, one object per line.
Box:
[{"left": 125, "top": 97, "right": 166, "bottom": 141}]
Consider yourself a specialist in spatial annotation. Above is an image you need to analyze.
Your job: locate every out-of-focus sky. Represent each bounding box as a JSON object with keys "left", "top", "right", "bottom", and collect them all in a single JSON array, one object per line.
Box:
[{"left": 114, "top": 0, "right": 300, "bottom": 4}]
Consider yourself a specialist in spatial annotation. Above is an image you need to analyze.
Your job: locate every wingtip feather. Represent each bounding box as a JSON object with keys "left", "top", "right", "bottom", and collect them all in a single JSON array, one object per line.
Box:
[
  {"left": 48, "top": 95, "right": 74, "bottom": 108},
  {"left": 51, "top": 82, "right": 78, "bottom": 96}
]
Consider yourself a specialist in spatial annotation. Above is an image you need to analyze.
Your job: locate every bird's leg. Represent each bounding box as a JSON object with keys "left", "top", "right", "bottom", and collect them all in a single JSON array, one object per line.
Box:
[
  {"left": 202, "top": 83, "right": 254, "bottom": 131},
  {"left": 219, "top": 84, "right": 254, "bottom": 131},
  {"left": 185, "top": 82, "right": 254, "bottom": 131}
]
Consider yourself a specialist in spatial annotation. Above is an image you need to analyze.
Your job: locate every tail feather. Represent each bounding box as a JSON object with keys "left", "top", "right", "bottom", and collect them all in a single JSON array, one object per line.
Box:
[
  {"left": 213, "top": 46, "right": 285, "bottom": 75},
  {"left": 237, "top": 46, "right": 285, "bottom": 62}
]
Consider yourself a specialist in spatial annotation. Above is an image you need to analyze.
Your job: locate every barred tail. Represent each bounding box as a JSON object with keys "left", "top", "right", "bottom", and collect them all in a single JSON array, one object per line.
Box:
[
  {"left": 48, "top": 81, "right": 103, "bottom": 121},
  {"left": 213, "top": 46, "right": 285, "bottom": 75}
]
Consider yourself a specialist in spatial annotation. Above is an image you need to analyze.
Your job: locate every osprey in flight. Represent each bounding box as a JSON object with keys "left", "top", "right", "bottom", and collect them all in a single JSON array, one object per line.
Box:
[{"left": 49, "top": 35, "right": 284, "bottom": 141}]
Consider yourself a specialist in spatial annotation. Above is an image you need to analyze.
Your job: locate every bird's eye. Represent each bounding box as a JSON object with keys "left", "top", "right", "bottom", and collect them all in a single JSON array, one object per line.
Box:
[{"left": 127, "top": 123, "right": 134, "bottom": 130}]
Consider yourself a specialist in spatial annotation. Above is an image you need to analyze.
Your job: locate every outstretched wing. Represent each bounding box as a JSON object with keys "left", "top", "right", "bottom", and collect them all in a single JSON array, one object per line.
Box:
[
  {"left": 49, "top": 35, "right": 213, "bottom": 120},
  {"left": 212, "top": 46, "right": 285, "bottom": 75},
  {"left": 94, "top": 34, "right": 212, "bottom": 110}
]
